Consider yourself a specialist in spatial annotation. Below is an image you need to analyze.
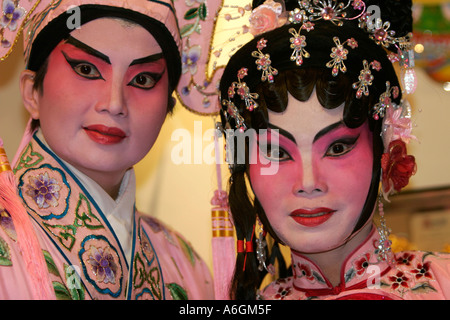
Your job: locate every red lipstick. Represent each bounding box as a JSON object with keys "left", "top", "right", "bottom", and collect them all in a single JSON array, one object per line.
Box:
[
  {"left": 290, "top": 208, "right": 336, "bottom": 227},
  {"left": 84, "top": 125, "right": 126, "bottom": 145}
]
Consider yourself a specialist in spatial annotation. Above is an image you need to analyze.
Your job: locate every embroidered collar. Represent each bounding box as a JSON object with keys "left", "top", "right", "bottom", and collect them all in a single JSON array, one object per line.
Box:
[{"left": 290, "top": 225, "right": 392, "bottom": 297}]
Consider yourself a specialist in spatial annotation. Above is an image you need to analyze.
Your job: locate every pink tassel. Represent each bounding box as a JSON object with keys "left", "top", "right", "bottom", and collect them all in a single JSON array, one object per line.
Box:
[
  {"left": 211, "top": 122, "right": 236, "bottom": 300},
  {"left": 211, "top": 206, "right": 235, "bottom": 300},
  {"left": 0, "top": 139, "right": 55, "bottom": 299}
]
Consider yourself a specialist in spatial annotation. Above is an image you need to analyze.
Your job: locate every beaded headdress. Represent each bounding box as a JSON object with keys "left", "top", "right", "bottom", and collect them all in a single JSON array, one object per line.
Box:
[{"left": 220, "top": 0, "right": 416, "bottom": 131}]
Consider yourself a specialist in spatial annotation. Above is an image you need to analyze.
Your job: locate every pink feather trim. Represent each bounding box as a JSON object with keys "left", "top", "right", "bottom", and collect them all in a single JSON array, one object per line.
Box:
[{"left": 0, "top": 138, "right": 55, "bottom": 299}]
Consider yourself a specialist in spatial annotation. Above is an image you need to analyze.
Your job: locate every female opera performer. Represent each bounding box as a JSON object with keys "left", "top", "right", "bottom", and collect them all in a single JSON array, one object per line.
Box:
[{"left": 218, "top": 0, "right": 450, "bottom": 300}]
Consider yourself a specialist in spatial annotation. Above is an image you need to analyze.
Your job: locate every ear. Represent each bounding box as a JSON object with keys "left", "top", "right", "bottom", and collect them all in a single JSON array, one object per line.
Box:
[{"left": 19, "top": 70, "right": 40, "bottom": 120}]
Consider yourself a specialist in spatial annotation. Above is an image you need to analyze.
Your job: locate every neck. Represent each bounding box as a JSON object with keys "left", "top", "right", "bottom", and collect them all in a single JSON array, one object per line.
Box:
[
  {"left": 73, "top": 166, "right": 126, "bottom": 199},
  {"left": 295, "top": 223, "right": 373, "bottom": 287}
]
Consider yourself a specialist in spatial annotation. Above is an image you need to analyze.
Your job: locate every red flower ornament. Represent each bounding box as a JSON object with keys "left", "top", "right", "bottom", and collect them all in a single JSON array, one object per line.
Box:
[
  {"left": 389, "top": 271, "right": 410, "bottom": 290},
  {"left": 296, "top": 262, "right": 315, "bottom": 282},
  {"left": 381, "top": 139, "right": 417, "bottom": 199},
  {"left": 353, "top": 253, "right": 371, "bottom": 276},
  {"left": 411, "top": 262, "right": 433, "bottom": 280}
]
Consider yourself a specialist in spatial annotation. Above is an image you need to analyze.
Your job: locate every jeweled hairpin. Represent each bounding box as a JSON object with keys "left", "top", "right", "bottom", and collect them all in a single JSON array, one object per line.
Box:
[
  {"left": 326, "top": 36, "right": 358, "bottom": 76},
  {"left": 228, "top": 67, "right": 259, "bottom": 111},
  {"left": 352, "top": 59, "right": 381, "bottom": 98},
  {"left": 300, "top": 0, "right": 365, "bottom": 26},
  {"left": 222, "top": 99, "right": 247, "bottom": 132},
  {"left": 252, "top": 38, "right": 278, "bottom": 83},
  {"left": 222, "top": 67, "right": 260, "bottom": 131},
  {"left": 288, "top": 22, "right": 314, "bottom": 66},
  {"left": 372, "top": 81, "right": 400, "bottom": 120},
  {"left": 358, "top": 13, "right": 411, "bottom": 50}
]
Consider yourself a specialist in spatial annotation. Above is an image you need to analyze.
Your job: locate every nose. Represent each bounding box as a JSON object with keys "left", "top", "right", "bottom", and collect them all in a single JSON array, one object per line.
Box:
[
  {"left": 292, "top": 154, "right": 327, "bottom": 197},
  {"left": 96, "top": 76, "right": 128, "bottom": 116}
]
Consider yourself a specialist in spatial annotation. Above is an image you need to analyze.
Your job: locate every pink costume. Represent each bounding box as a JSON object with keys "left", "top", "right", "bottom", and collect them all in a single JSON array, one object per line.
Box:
[
  {"left": 0, "top": 0, "right": 214, "bottom": 299},
  {"left": 0, "top": 132, "right": 213, "bottom": 299},
  {"left": 261, "top": 226, "right": 450, "bottom": 300}
]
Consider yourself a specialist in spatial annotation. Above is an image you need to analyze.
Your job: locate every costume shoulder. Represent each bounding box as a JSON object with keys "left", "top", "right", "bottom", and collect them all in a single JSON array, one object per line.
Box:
[
  {"left": 393, "top": 250, "right": 450, "bottom": 299},
  {"left": 137, "top": 211, "right": 215, "bottom": 299},
  {"left": 0, "top": 207, "right": 35, "bottom": 299}
]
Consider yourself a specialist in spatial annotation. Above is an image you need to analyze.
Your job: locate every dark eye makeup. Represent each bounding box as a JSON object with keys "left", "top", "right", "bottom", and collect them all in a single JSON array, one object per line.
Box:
[
  {"left": 62, "top": 51, "right": 104, "bottom": 80},
  {"left": 325, "top": 136, "right": 359, "bottom": 157}
]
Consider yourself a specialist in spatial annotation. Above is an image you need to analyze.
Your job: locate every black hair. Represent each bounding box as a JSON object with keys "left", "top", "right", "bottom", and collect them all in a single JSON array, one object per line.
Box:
[{"left": 219, "top": 0, "right": 412, "bottom": 300}]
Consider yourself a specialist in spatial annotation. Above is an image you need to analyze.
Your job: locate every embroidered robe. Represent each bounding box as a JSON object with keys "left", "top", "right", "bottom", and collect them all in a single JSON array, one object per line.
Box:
[
  {"left": 0, "top": 133, "right": 214, "bottom": 300},
  {"left": 260, "top": 226, "right": 450, "bottom": 300}
]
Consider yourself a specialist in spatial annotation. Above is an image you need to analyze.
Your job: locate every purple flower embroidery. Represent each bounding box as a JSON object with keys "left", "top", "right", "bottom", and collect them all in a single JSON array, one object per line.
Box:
[
  {"left": 87, "top": 246, "right": 117, "bottom": 284},
  {"left": 1, "top": 0, "right": 25, "bottom": 31},
  {"left": 182, "top": 44, "right": 201, "bottom": 75},
  {"left": 26, "top": 172, "right": 61, "bottom": 209}
]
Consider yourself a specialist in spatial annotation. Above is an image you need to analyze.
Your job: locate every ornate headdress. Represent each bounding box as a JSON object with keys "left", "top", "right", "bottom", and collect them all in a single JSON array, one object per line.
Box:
[
  {"left": 220, "top": 0, "right": 416, "bottom": 131},
  {"left": 1, "top": 0, "right": 181, "bottom": 89}
]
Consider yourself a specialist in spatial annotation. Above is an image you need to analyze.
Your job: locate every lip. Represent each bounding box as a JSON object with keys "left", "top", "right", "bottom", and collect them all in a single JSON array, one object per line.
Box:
[
  {"left": 83, "top": 125, "right": 127, "bottom": 145},
  {"left": 290, "top": 207, "right": 336, "bottom": 227}
]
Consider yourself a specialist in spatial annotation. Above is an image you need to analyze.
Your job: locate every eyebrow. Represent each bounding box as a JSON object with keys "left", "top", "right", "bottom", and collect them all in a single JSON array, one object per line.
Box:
[
  {"left": 129, "top": 52, "right": 164, "bottom": 66},
  {"left": 65, "top": 36, "right": 111, "bottom": 64},
  {"left": 268, "top": 123, "right": 296, "bottom": 144},
  {"left": 313, "top": 121, "right": 345, "bottom": 143},
  {"left": 268, "top": 120, "right": 345, "bottom": 144}
]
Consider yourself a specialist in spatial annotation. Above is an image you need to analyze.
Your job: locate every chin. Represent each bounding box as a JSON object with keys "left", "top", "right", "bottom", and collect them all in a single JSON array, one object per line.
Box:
[{"left": 286, "top": 231, "right": 350, "bottom": 254}]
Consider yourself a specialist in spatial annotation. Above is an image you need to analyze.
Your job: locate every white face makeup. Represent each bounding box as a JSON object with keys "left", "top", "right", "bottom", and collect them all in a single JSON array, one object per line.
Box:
[
  {"left": 29, "top": 18, "right": 169, "bottom": 195},
  {"left": 249, "top": 91, "right": 374, "bottom": 253}
]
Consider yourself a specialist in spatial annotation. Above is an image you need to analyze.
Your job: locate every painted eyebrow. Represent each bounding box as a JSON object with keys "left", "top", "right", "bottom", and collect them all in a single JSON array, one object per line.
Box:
[
  {"left": 268, "top": 123, "right": 296, "bottom": 144},
  {"left": 268, "top": 120, "right": 345, "bottom": 144},
  {"left": 65, "top": 36, "right": 111, "bottom": 64},
  {"left": 129, "top": 52, "right": 164, "bottom": 66},
  {"left": 313, "top": 121, "right": 345, "bottom": 143}
]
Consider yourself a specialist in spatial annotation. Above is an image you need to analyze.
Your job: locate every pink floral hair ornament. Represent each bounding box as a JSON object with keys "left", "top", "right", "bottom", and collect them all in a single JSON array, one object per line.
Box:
[
  {"left": 231, "top": 67, "right": 260, "bottom": 111},
  {"left": 325, "top": 36, "right": 358, "bottom": 76},
  {"left": 252, "top": 38, "right": 279, "bottom": 83},
  {"left": 352, "top": 59, "right": 382, "bottom": 98},
  {"left": 288, "top": 22, "right": 314, "bottom": 66},
  {"left": 382, "top": 99, "right": 416, "bottom": 148},
  {"left": 248, "top": 0, "right": 287, "bottom": 36}
]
